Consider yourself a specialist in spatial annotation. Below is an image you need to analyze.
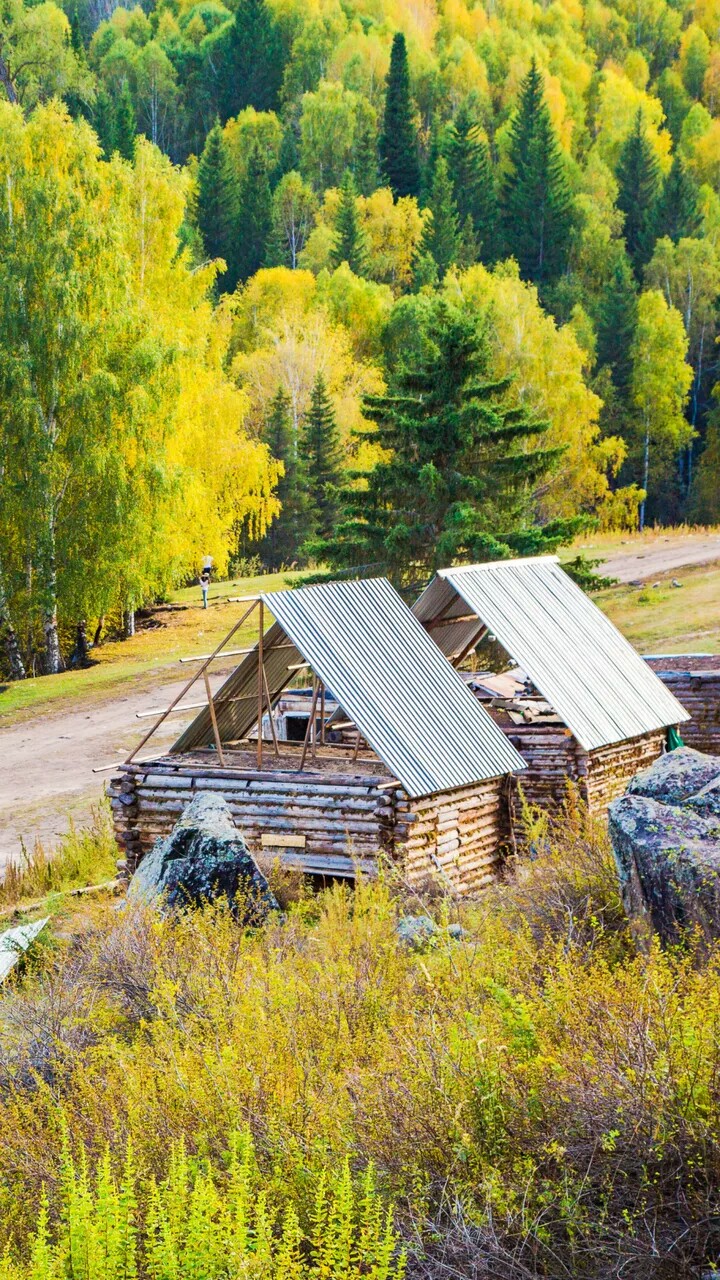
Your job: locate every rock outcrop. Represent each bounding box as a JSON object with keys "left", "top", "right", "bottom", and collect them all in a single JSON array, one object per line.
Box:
[
  {"left": 609, "top": 748, "right": 720, "bottom": 945},
  {"left": 126, "top": 792, "right": 278, "bottom": 920}
]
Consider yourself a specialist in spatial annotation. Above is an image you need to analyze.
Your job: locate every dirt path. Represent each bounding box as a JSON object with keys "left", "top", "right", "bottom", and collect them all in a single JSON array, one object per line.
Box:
[
  {"left": 600, "top": 533, "right": 720, "bottom": 582},
  {"left": 0, "top": 671, "right": 229, "bottom": 866}
]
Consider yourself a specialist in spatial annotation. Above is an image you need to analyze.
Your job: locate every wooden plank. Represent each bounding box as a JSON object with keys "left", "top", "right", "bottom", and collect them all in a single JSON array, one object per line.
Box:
[{"left": 261, "top": 833, "right": 307, "bottom": 849}]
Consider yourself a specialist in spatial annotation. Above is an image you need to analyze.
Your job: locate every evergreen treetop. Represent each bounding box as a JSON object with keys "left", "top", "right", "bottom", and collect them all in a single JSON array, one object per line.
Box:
[
  {"left": 501, "top": 59, "right": 573, "bottom": 286},
  {"left": 196, "top": 120, "right": 238, "bottom": 286},
  {"left": 322, "top": 300, "right": 573, "bottom": 585},
  {"left": 301, "top": 373, "right": 344, "bottom": 553},
  {"left": 418, "top": 155, "right": 460, "bottom": 279},
  {"left": 444, "top": 102, "right": 499, "bottom": 263},
  {"left": 258, "top": 387, "right": 310, "bottom": 569},
  {"left": 655, "top": 152, "right": 702, "bottom": 243},
  {"left": 596, "top": 250, "right": 638, "bottom": 399},
  {"left": 217, "top": 0, "right": 285, "bottom": 121},
  {"left": 331, "top": 170, "right": 367, "bottom": 273},
  {"left": 616, "top": 111, "right": 662, "bottom": 275},
  {"left": 379, "top": 33, "right": 420, "bottom": 200},
  {"left": 114, "top": 81, "right": 137, "bottom": 162},
  {"left": 236, "top": 143, "right": 272, "bottom": 284}
]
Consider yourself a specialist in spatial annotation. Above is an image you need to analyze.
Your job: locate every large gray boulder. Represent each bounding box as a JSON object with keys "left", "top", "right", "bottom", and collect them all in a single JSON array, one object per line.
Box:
[
  {"left": 626, "top": 746, "right": 720, "bottom": 805},
  {"left": 127, "top": 792, "right": 278, "bottom": 921},
  {"left": 609, "top": 749, "right": 720, "bottom": 946}
]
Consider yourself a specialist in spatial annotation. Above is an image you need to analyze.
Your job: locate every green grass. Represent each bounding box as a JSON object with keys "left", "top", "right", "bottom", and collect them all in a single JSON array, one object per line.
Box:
[
  {"left": 0, "top": 569, "right": 310, "bottom": 724},
  {"left": 596, "top": 559, "right": 720, "bottom": 654}
]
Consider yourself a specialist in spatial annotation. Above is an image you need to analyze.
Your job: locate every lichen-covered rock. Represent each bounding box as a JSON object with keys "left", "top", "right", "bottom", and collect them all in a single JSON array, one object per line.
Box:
[
  {"left": 127, "top": 792, "right": 278, "bottom": 920},
  {"left": 626, "top": 746, "right": 720, "bottom": 806},
  {"left": 685, "top": 776, "right": 720, "bottom": 820},
  {"left": 609, "top": 794, "right": 720, "bottom": 945}
]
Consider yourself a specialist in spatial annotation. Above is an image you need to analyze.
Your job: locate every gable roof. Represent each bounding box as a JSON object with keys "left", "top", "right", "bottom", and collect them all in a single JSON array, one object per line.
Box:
[
  {"left": 172, "top": 577, "right": 525, "bottom": 798},
  {"left": 413, "top": 557, "right": 689, "bottom": 752}
]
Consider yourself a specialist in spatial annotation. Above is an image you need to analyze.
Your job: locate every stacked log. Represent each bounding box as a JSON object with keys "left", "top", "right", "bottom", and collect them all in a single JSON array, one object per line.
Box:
[
  {"left": 580, "top": 730, "right": 665, "bottom": 811},
  {"left": 108, "top": 756, "right": 398, "bottom": 878},
  {"left": 646, "top": 659, "right": 720, "bottom": 755},
  {"left": 400, "top": 777, "right": 507, "bottom": 894},
  {"left": 502, "top": 723, "right": 579, "bottom": 825}
]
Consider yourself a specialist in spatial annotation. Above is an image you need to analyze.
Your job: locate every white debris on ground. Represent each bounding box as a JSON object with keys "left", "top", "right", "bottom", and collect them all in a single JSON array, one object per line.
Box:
[{"left": 0, "top": 917, "right": 49, "bottom": 983}]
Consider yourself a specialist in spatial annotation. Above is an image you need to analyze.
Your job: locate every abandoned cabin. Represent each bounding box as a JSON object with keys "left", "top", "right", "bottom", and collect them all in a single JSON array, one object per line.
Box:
[
  {"left": 110, "top": 577, "right": 526, "bottom": 892},
  {"left": 413, "top": 556, "right": 690, "bottom": 825}
]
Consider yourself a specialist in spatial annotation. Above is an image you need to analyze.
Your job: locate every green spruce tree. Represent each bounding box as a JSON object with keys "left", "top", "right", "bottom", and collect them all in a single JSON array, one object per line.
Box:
[
  {"left": 331, "top": 170, "right": 367, "bottom": 273},
  {"left": 114, "top": 81, "right": 137, "bottom": 162},
  {"left": 501, "top": 60, "right": 573, "bottom": 285},
  {"left": 218, "top": 0, "right": 285, "bottom": 121},
  {"left": 596, "top": 250, "right": 638, "bottom": 398},
  {"left": 379, "top": 33, "right": 420, "bottom": 200},
  {"left": 418, "top": 155, "right": 460, "bottom": 279},
  {"left": 301, "top": 374, "right": 344, "bottom": 551},
  {"left": 258, "top": 388, "right": 310, "bottom": 568},
  {"left": 236, "top": 143, "right": 272, "bottom": 283},
  {"left": 616, "top": 111, "right": 662, "bottom": 275},
  {"left": 324, "top": 300, "right": 573, "bottom": 584},
  {"left": 196, "top": 120, "right": 239, "bottom": 289},
  {"left": 445, "top": 101, "right": 499, "bottom": 263},
  {"left": 655, "top": 152, "right": 701, "bottom": 242},
  {"left": 93, "top": 87, "right": 115, "bottom": 160}
]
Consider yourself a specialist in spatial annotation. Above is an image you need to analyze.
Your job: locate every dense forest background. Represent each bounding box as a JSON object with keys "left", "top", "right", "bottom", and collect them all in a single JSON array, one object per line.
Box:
[{"left": 1, "top": 0, "right": 719, "bottom": 673}]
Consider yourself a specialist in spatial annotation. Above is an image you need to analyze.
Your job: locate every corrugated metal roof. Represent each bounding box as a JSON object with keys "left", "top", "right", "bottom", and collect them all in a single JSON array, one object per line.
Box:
[
  {"left": 414, "top": 557, "right": 689, "bottom": 751},
  {"left": 173, "top": 577, "right": 525, "bottom": 797}
]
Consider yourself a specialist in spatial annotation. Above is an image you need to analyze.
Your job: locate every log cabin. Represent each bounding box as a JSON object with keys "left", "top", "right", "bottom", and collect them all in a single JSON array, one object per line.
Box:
[
  {"left": 413, "top": 557, "right": 690, "bottom": 828},
  {"left": 109, "top": 577, "right": 526, "bottom": 892}
]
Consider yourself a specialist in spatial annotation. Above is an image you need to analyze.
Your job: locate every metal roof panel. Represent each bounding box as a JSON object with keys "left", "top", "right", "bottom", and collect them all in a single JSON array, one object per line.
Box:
[{"left": 414, "top": 557, "right": 689, "bottom": 751}]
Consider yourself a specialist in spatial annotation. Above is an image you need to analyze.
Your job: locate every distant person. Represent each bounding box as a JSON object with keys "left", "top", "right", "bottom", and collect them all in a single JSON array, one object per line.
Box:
[{"left": 199, "top": 566, "right": 211, "bottom": 609}]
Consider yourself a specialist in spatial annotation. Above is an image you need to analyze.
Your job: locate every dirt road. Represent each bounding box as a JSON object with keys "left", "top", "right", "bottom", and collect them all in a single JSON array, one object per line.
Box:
[
  {"left": 0, "top": 671, "right": 228, "bottom": 866},
  {"left": 600, "top": 533, "right": 720, "bottom": 582}
]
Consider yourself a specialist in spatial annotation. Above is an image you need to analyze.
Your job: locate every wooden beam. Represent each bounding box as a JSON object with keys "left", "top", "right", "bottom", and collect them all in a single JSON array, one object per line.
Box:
[
  {"left": 124, "top": 598, "right": 259, "bottom": 764},
  {"left": 299, "top": 677, "right": 320, "bottom": 771},
  {"left": 203, "top": 669, "right": 226, "bottom": 767},
  {"left": 257, "top": 600, "right": 264, "bottom": 770}
]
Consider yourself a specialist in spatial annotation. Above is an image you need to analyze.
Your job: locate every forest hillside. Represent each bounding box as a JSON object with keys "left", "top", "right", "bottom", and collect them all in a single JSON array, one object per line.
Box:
[{"left": 1, "top": 0, "right": 719, "bottom": 674}]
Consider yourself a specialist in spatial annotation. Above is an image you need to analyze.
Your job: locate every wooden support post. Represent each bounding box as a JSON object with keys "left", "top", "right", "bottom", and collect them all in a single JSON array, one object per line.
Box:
[
  {"left": 263, "top": 666, "right": 280, "bottom": 758},
  {"left": 125, "top": 598, "right": 259, "bottom": 764},
  {"left": 320, "top": 683, "right": 326, "bottom": 745},
  {"left": 352, "top": 727, "right": 363, "bottom": 761},
  {"left": 203, "top": 670, "right": 226, "bottom": 767},
  {"left": 257, "top": 600, "right": 264, "bottom": 770},
  {"left": 299, "top": 677, "right": 320, "bottom": 772}
]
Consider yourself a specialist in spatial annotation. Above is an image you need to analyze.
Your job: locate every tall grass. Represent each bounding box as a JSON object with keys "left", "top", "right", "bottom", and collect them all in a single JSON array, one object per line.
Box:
[
  {"left": 0, "top": 806, "right": 719, "bottom": 1276},
  {"left": 0, "top": 808, "right": 117, "bottom": 909}
]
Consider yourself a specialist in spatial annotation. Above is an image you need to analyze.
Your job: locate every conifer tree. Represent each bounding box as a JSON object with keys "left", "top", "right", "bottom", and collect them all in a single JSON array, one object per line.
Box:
[
  {"left": 616, "top": 111, "right": 662, "bottom": 275},
  {"left": 218, "top": 0, "right": 285, "bottom": 121},
  {"left": 655, "top": 153, "right": 701, "bottom": 243},
  {"left": 379, "top": 33, "right": 420, "bottom": 200},
  {"left": 301, "top": 374, "right": 344, "bottom": 548},
  {"left": 258, "top": 388, "right": 309, "bottom": 568},
  {"left": 196, "top": 121, "right": 238, "bottom": 288},
  {"left": 445, "top": 102, "right": 499, "bottom": 263},
  {"left": 418, "top": 155, "right": 460, "bottom": 278},
  {"left": 114, "top": 82, "right": 136, "bottom": 162},
  {"left": 331, "top": 170, "right": 367, "bottom": 273},
  {"left": 93, "top": 87, "right": 115, "bottom": 160},
  {"left": 501, "top": 60, "right": 573, "bottom": 285},
  {"left": 236, "top": 143, "right": 272, "bottom": 283},
  {"left": 324, "top": 301, "right": 572, "bottom": 583},
  {"left": 596, "top": 251, "right": 638, "bottom": 398}
]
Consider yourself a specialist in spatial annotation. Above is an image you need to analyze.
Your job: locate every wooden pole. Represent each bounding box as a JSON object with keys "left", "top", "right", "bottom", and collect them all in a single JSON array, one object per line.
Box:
[
  {"left": 299, "top": 677, "right": 320, "bottom": 771},
  {"left": 352, "top": 728, "right": 363, "bottom": 761},
  {"left": 320, "top": 683, "right": 326, "bottom": 744},
  {"left": 125, "top": 599, "right": 259, "bottom": 764},
  {"left": 257, "top": 600, "right": 264, "bottom": 769},
  {"left": 263, "top": 666, "right": 280, "bottom": 758},
  {"left": 203, "top": 670, "right": 226, "bottom": 767}
]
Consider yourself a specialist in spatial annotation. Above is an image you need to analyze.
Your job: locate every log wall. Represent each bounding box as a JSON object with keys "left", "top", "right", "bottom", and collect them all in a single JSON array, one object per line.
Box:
[
  {"left": 498, "top": 720, "right": 666, "bottom": 827},
  {"left": 646, "top": 658, "right": 720, "bottom": 755},
  {"left": 108, "top": 754, "right": 507, "bottom": 891},
  {"left": 399, "top": 777, "right": 507, "bottom": 894}
]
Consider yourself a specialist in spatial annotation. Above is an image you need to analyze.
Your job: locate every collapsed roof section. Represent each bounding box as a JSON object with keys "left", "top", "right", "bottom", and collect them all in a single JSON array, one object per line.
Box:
[
  {"left": 172, "top": 576, "right": 526, "bottom": 798},
  {"left": 413, "top": 556, "right": 690, "bottom": 752}
]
